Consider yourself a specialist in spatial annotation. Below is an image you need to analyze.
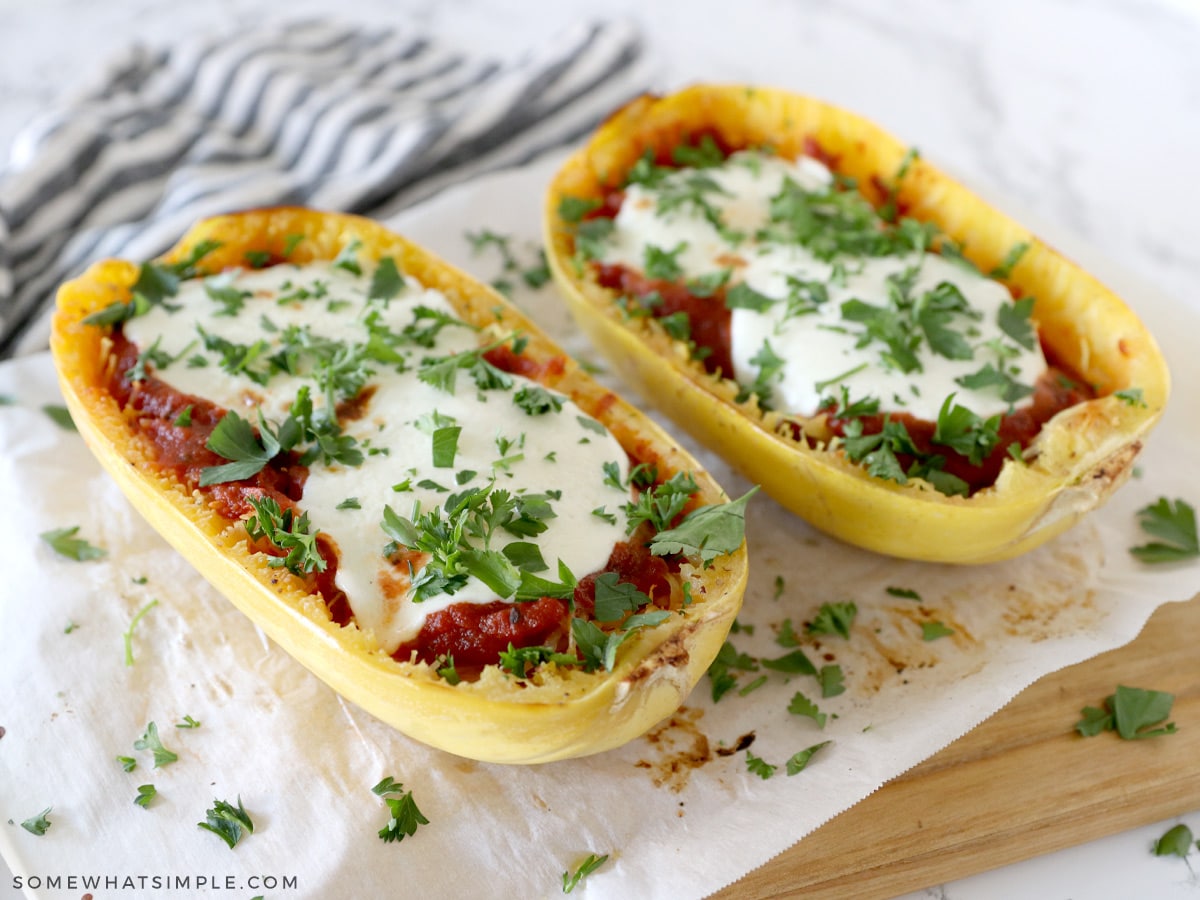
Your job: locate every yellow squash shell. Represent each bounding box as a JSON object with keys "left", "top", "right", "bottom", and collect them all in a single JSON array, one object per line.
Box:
[
  {"left": 51, "top": 208, "right": 748, "bottom": 763},
  {"left": 544, "top": 84, "right": 1169, "bottom": 564}
]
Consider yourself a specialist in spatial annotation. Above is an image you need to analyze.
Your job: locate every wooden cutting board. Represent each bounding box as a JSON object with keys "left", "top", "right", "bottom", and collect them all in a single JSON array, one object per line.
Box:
[{"left": 716, "top": 593, "right": 1200, "bottom": 899}]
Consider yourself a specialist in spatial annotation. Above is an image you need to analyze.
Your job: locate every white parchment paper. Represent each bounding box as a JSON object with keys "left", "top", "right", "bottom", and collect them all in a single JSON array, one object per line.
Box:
[{"left": 1, "top": 156, "right": 1198, "bottom": 900}]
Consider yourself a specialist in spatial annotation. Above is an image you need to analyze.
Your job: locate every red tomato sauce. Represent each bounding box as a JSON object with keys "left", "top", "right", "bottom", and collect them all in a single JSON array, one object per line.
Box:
[{"left": 106, "top": 328, "right": 678, "bottom": 670}]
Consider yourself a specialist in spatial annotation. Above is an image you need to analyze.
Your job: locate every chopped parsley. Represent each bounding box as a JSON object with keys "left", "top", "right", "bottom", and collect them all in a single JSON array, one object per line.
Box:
[
  {"left": 558, "top": 195, "right": 602, "bottom": 223},
  {"left": 787, "top": 691, "right": 827, "bottom": 728},
  {"left": 1153, "top": 823, "right": 1195, "bottom": 858},
  {"left": 134, "top": 784, "right": 158, "bottom": 809},
  {"left": 647, "top": 486, "right": 756, "bottom": 566},
  {"left": 40, "top": 525, "right": 106, "bottom": 561},
  {"left": 199, "top": 410, "right": 287, "bottom": 486},
  {"left": 123, "top": 599, "right": 159, "bottom": 666},
  {"left": 198, "top": 797, "right": 254, "bottom": 849},
  {"left": 643, "top": 242, "right": 687, "bottom": 281},
  {"left": 244, "top": 496, "right": 326, "bottom": 576},
  {"left": 134, "top": 721, "right": 178, "bottom": 767},
  {"left": 920, "top": 621, "right": 954, "bottom": 641},
  {"left": 369, "top": 256, "right": 405, "bottom": 303},
  {"left": 786, "top": 740, "right": 832, "bottom": 775},
  {"left": 513, "top": 385, "right": 564, "bottom": 416},
  {"left": 745, "top": 752, "right": 777, "bottom": 780},
  {"left": 372, "top": 777, "right": 429, "bottom": 844},
  {"left": 1076, "top": 685, "right": 1177, "bottom": 740},
  {"left": 332, "top": 238, "right": 364, "bottom": 276},
  {"left": 818, "top": 665, "right": 846, "bottom": 698},
  {"left": 806, "top": 602, "right": 857, "bottom": 639},
  {"left": 1129, "top": 497, "right": 1199, "bottom": 563},
  {"left": 20, "top": 808, "right": 52, "bottom": 836},
  {"left": 562, "top": 853, "right": 609, "bottom": 894}
]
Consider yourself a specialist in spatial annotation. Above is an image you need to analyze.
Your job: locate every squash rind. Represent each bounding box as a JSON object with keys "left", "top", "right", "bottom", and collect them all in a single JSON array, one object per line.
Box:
[
  {"left": 543, "top": 85, "right": 1169, "bottom": 564},
  {"left": 50, "top": 208, "right": 748, "bottom": 764}
]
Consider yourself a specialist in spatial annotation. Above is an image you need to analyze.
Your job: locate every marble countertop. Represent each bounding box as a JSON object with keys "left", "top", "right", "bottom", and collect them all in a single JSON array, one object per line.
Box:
[{"left": 2, "top": 0, "right": 1199, "bottom": 898}]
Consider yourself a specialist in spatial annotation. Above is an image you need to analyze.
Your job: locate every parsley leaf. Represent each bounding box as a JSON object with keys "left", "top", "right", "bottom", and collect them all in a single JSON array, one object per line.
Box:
[
  {"left": 1130, "top": 497, "right": 1199, "bottom": 563},
  {"left": 745, "top": 751, "right": 777, "bottom": 779},
  {"left": 40, "top": 525, "right": 106, "bottom": 561},
  {"left": 760, "top": 649, "right": 817, "bottom": 676},
  {"left": 417, "top": 334, "right": 516, "bottom": 395},
  {"left": 200, "top": 411, "right": 282, "bottom": 486},
  {"left": 562, "top": 853, "right": 609, "bottom": 894},
  {"left": 886, "top": 586, "right": 921, "bottom": 601},
  {"left": 134, "top": 721, "right": 178, "bottom": 767},
  {"left": 806, "top": 602, "right": 857, "bottom": 639},
  {"left": 592, "top": 573, "right": 652, "bottom": 622},
  {"left": 955, "top": 363, "right": 1033, "bottom": 404},
  {"left": 786, "top": 740, "right": 832, "bottom": 775},
  {"left": 648, "top": 486, "right": 756, "bottom": 566},
  {"left": 1076, "top": 685, "right": 1177, "bottom": 740},
  {"left": 332, "top": 238, "right": 363, "bottom": 275},
  {"left": 725, "top": 282, "right": 776, "bottom": 312},
  {"left": 134, "top": 784, "right": 157, "bottom": 809},
  {"left": 498, "top": 644, "right": 580, "bottom": 678},
  {"left": 245, "top": 496, "right": 326, "bottom": 576},
  {"left": 369, "top": 256, "right": 404, "bottom": 303},
  {"left": 1153, "top": 824, "right": 1195, "bottom": 858},
  {"left": 643, "top": 242, "right": 687, "bottom": 281},
  {"left": 932, "top": 394, "right": 1001, "bottom": 466},
  {"left": 431, "top": 425, "right": 461, "bottom": 468},
  {"left": 20, "top": 808, "right": 52, "bottom": 836},
  {"left": 572, "top": 611, "right": 669, "bottom": 673},
  {"left": 513, "top": 385, "right": 564, "bottom": 416},
  {"left": 372, "top": 777, "right": 430, "bottom": 844},
  {"left": 42, "top": 404, "right": 76, "bottom": 430},
  {"left": 558, "top": 195, "right": 602, "bottom": 224},
  {"left": 988, "top": 241, "right": 1030, "bottom": 280},
  {"left": 819, "top": 664, "right": 846, "bottom": 697},
  {"left": 1114, "top": 387, "right": 1147, "bottom": 407},
  {"left": 736, "top": 340, "right": 785, "bottom": 407},
  {"left": 787, "top": 691, "right": 827, "bottom": 728},
  {"left": 997, "top": 297, "right": 1037, "bottom": 351},
  {"left": 198, "top": 797, "right": 254, "bottom": 849},
  {"left": 921, "top": 621, "right": 955, "bottom": 641}
]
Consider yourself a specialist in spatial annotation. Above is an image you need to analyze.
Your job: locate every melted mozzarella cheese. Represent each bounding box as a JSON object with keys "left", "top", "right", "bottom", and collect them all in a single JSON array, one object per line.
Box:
[
  {"left": 599, "top": 152, "right": 1046, "bottom": 422},
  {"left": 126, "top": 262, "right": 630, "bottom": 653}
]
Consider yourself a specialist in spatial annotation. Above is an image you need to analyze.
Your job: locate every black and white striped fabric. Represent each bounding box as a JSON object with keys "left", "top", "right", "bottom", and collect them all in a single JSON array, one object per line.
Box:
[{"left": 0, "top": 18, "right": 650, "bottom": 358}]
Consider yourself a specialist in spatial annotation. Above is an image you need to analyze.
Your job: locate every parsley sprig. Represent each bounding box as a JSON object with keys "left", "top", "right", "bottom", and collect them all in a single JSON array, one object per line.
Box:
[
  {"left": 244, "top": 496, "right": 326, "bottom": 576},
  {"left": 198, "top": 797, "right": 254, "bottom": 849},
  {"left": 134, "top": 721, "right": 179, "bottom": 767},
  {"left": 1076, "top": 685, "right": 1177, "bottom": 740},
  {"left": 1130, "top": 497, "right": 1199, "bottom": 564},
  {"left": 648, "top": 487, "right": 757, "bottom": 567},
  {"left": 372, "top": 777, "right": 429, "bottom": 844}
]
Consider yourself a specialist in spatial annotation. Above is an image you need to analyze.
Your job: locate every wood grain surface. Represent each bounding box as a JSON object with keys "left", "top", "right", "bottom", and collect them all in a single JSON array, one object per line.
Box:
[{"left": 716, "top": 593, "right": 1200, "bottom": 899}]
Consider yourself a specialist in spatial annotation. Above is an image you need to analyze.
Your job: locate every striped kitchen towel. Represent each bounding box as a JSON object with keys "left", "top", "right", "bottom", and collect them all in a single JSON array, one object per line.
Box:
[{"left": 0, "top": 18, "right": 650, "bottom": 358}]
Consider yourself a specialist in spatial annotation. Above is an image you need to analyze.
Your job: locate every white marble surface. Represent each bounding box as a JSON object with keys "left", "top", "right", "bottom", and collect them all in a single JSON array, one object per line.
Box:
[{"left": 2, "top": 0, "right": 1199, "bottom": 898}]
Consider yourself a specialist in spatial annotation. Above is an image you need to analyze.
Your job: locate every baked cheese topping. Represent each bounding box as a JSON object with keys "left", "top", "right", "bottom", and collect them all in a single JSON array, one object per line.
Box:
[
  {"left": 596, "top": 151, "right": 1047, "bottom": 422},
  {"left": 125, "top": 258, "right": 630, "bottom": 654}
]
